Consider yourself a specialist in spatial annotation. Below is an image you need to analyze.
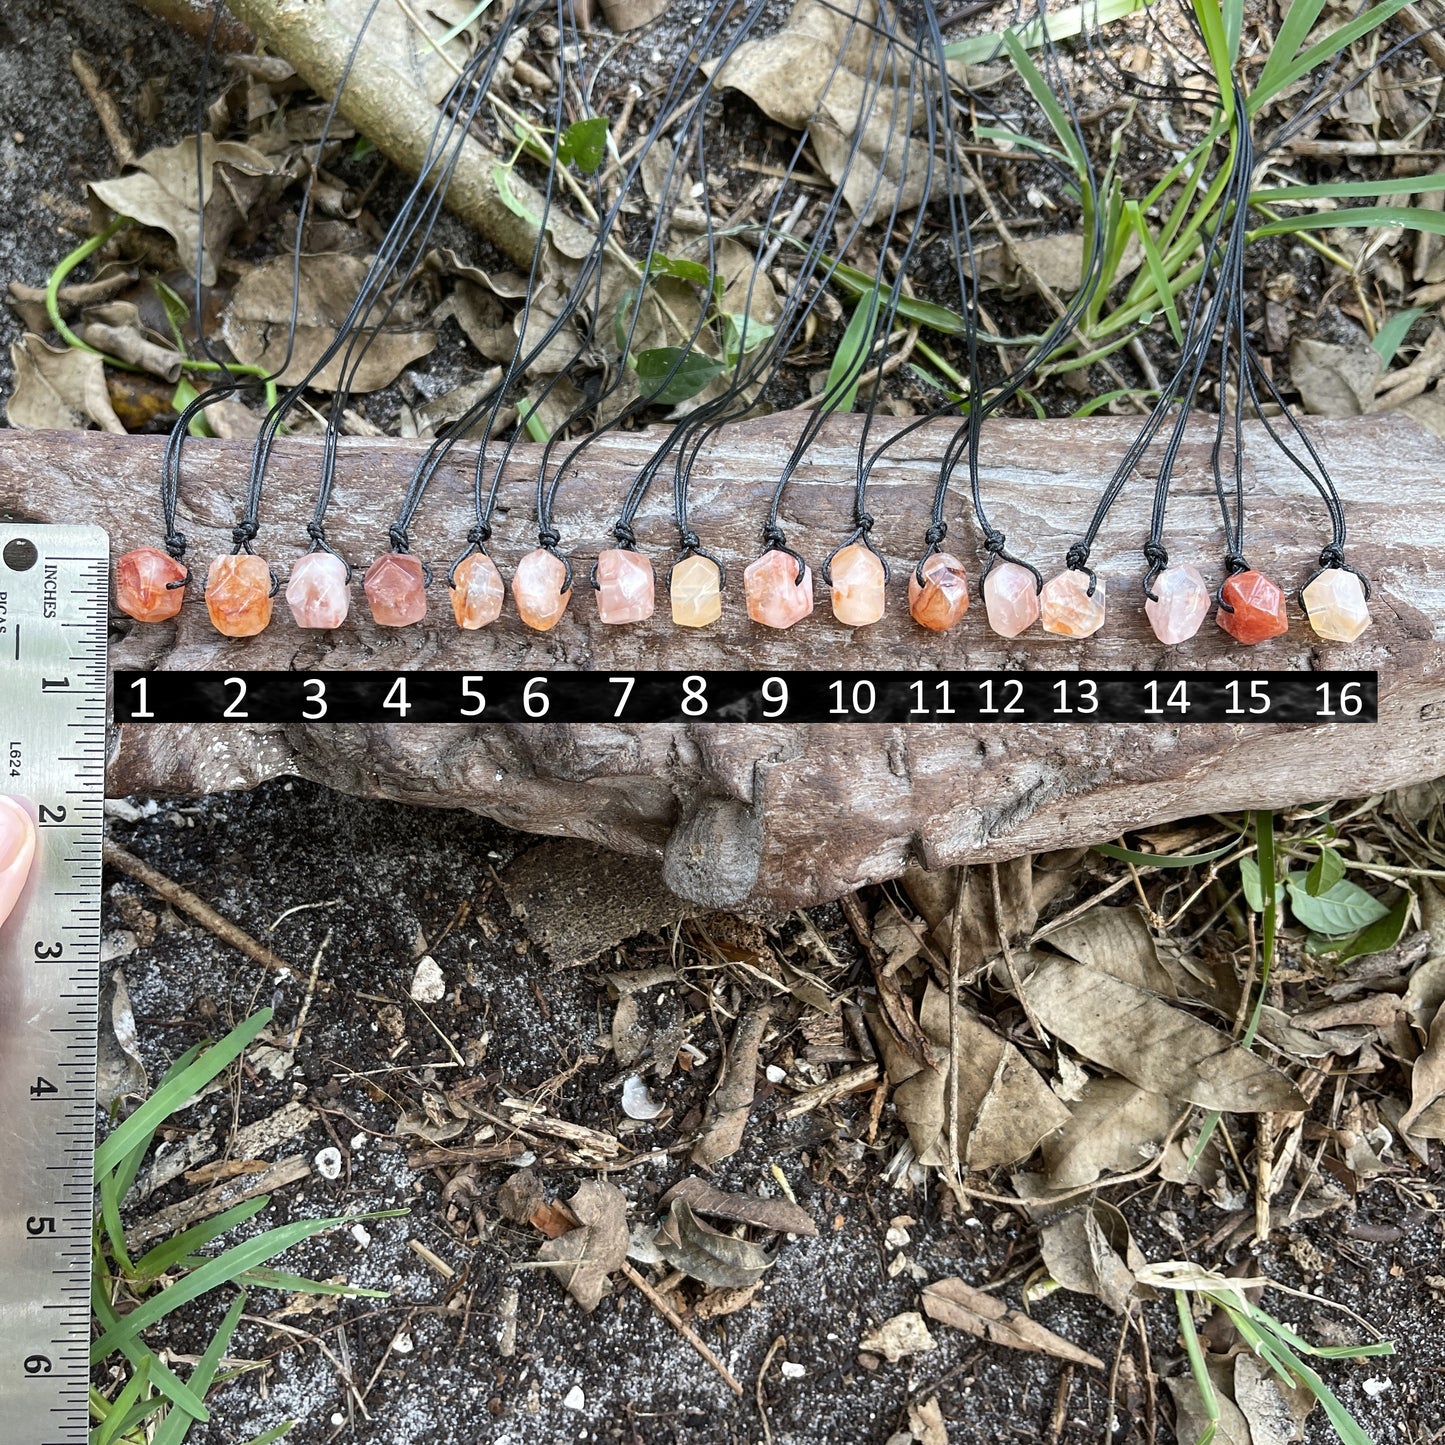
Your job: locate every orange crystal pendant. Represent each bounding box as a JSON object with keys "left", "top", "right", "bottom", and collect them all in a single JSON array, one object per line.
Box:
[
  {"left": 450, "top": 553, "right": 505, "bottom": 629},
  {"left": 1217, "top": 570, "right": 1287, "bottom": 644},
  {"left": 828, "top": 543, "right": 886, "bottom": 627},
  {"left": 115, "top": 547, "right": 187, "bottom": 622},
  {"left": 364, "top": 553, "right": 428, "bottom": 627},
  {"left": 205, "top": 554, "right": 272, "bottom": 637},
  {"left": 513, "top": 549, "right": 571, "bottom": 632},
  {"left": 1040, "top": 569, "right": 1106, "bottom": 638},
  {"left": 908, "top": 551, "right": 969, "bottom": 631},
  {"left": 745, "top": 549, "right": 813, "bottom": 629}
]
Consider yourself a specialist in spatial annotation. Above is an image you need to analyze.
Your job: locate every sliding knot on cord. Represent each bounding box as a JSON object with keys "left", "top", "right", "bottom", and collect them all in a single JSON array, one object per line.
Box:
[
  {"left": 467, "top": 522, "right": 492, "bottom": 547},
  {"left": 612, "top": 522, "right": 637, "bottom": 550},
  {"left": 387, "top": 525, "right": 410, "bottom": 554},
  {"left": 1064, "top": 542, "right": 1090, "bottom": 573},
  {"left": 537, "top": 525, "right": 561, "bottom": 551},
  {"left": 924, "top": 522, "right": 947, "bottom": 548},
  {"left": 981, "top": 527, "right": 1006, "bottom": 555},
  {"left": 1142, "top": 540, "right": 1169, "bottom": 570},
  {"left": 678, "top": 528, "right": 700, "bottom": 554},
  {"left": 854, "top": 510, "right": 874, "bottom": 535},
  {"left": 164, "top": 531, "right": 187, "bottom": 559},
  {"left": 231, "top": 520, "right": 258, "bottom": 551},
  {"left": 761, "top": 522, "right": 789, "bottom": 552},
  {"left": 1317, "top": 543, "right": 1345, "bottom": 571},
  {"left": 1223, "top": 551, "right": 1249, "bottom": 576}
]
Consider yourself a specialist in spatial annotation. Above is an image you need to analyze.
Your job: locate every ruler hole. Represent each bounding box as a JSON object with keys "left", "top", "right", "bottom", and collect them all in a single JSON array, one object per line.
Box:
[{"left": 3, "top": 538, "right": 38, "bottom": 572}]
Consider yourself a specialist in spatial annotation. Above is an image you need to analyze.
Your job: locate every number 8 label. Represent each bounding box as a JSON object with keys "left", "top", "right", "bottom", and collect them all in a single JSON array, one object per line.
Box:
[{"left": 681, "top": 675, "right": 708, "bottom": 716}]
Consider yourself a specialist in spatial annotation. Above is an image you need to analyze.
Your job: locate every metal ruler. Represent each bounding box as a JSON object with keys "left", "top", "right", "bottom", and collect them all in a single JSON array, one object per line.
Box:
[{"left": 0, "top": 525, "right": 109, "bottom": 1444}]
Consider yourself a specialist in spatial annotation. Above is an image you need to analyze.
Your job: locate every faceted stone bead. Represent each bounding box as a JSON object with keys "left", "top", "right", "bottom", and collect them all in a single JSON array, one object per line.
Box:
[
  {"left": 670, "top": 554, "right": 722, "bottom": 629},
  {"left": 828, "top": 543, "right": 886, "bottom": 627},
  {"left": 364, "top": 552, "right": 427, "bottom": 627},
  {"left": 450, "top": 552, "right": 505, "bottom": 630},
  {"left": 982, "top": 560, "right": 1039, "bottom": 639},
  {"left": 205, "top": 554, "right": 272, "bottom": 637},
  {"left": 1217, "top": 570, "right": 1287, "bottom": 645},
  {"left": 908, "top": 551, "right": 970, "bottom": 632},
  {"left": 115, "top": 546, "right": 187, "bottom": 622},
  {"left": 1144, "top": 563, "right": 1210, "bottom": 645},
  {"left": 285, "top": 551, "right": 350, "bottom": 630},
  {"left": 745, "top": 549, "right": 813, "bottom": 630},
  {"left": 594, "top": 548, "right": 655, "bottom": 624},
  {"left": 1302, "top": 567, "right": 1371, "bottom": 643},
  {"left": 1041, "top": 569, "right": 1106, "bottom": 638},
  {"left": 512, "top": 548, "right": 571, "bottom": 632}
]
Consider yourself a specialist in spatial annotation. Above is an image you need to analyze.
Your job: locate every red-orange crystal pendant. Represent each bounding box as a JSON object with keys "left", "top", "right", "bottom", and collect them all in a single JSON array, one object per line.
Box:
[
  {"left": 1216, "top": 570, "right": 1287, "bottom": 645},
  {"left": 115, "top": 547, "right": 187, "bottom": 622}
]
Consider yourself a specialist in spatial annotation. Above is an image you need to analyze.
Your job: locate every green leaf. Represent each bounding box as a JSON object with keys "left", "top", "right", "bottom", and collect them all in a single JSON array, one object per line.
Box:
[
  {"left": 1252, "top": 173, "right": 1445, "bottom": 204},
  {"left": 435, "top": 0, "right": 492, "bottom": 46},
  {"left": 822, "top": 287, "right": 881, "bottom": 415},
  {"left": 646, "top": 254, "right": 721, "bottom": 294},
  {"left": 96, "top": 1013, "right": 272, "bottom": 1181},
  {"left": 1372, "top": 307, "right": 1426, "bottom": 367},
  {"left": 1285, "top": 874, "right": 1390, "bottom": 937},
  {"left": 1003, "top": 32, "right": 1088, "bottom": 181},
  {"left": 1094, "top": 839, "right": 1237, "bottom": 869},
  {"left": 1252, "top": 205, "right": 1445, "bottom": 238},
  {"left": 239, "top": 1425, "right": 296, "bottom": 1445},
  {"left": 722, "top": 312, "right": 776, "bottom": 361},
  {"left": 516, "top": 396, "right": 550, "bottom": 441},
  {"left": 171, "top": 378, "right": 212, "bottom": 439},
  {"left": 237, "top": 1267, "right": 389, "bottom": 1297},
  {"left": 1071, "top": 387, "right": 1157, "bottom": 417},
  {"left": 133, "top": 1198, "right": 271, "bottom": 1282},
  {"left": 1310, "top": 890, "right": 1414, "bottom": 963},
  {"left": 557, "top": 116, "right": 609, "bottom": 174},
  {"left": 150, "top": 1293, "right": 248, "bottom": 1445},
  {"left": 151, "top": 278, "right": 191, "bottom": 355},
  {"left": 1304, "top": 845, "right": 1345, "bottom": 897},
  {"left": 1125, "top": 199, "right": 1183, "bottom": 346},
  {"left": 92, "top": 1284, "right": 209, "bottom": 1422},
  {"left": 974, "top": 124, "right": 1069, "bottom": 165},
  {"left": 92, "top": 1356, "right": 151, "bottom": 1445},
  {"left": 944, "top": 0, "right": 1147, "bottom": 64},
  {"left": 635, "top": 346, "right": 725, "bottom": 404},
  {"left": 491, "top": 163, "right": 541, "bottom": 227},
  {"left": 351, "top": 136, "right": 377, "bottom": 161},
  {"left": 1254, "top": 0, "right": 1328, "bottom": 106},
  {"left": 1191, "top": 0, "right": 1235, "bottom": 103},
  {"left": 1250, "top": 0, "right": 1413, "bottom": 114}
]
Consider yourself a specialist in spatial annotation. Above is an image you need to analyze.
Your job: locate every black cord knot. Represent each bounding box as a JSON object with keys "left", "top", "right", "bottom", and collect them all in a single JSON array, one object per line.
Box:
[
  {"left": 613, "top": 522, "right": 637, "bottom": 550},
  {"left": 164, "top": 532, "right": 187, "bottom": 559},
  {"left": 679, "top": 529, "right": 700, "bottom": 554},
  {"left": 537, "top": 525, "right": 561, "bottom": 551},
  {"left": 924, "top": 522, "right": 947, "bottom": 548},
  {"left": 387, "top": 525, "right": 410, "bottom": 554},
  {"left": 231, "top": 520, "right": 258, "bottom": 549},
  {"left": 467, "top": 522, "right": 491, "bottom": 546},
  {"left": 1064, "top": 542, "right": 1090, "bottom": 573},
  {"left": 1318, "top": 543, "right": 1344, "bottom": 571},
  {"left": 1142, "top": 540, "right": 1169, "bottom": 570},
  {"left": 1224, "top": 551, "right": 1249, "bottom": 576},
  {"left": 855, "top": 511, "right": 875, "bottom": 535},
  {"left": 981, "top": 527, "right": 1006, "bottom": 555},
  {"left": 762, "top": 522, "right": 788, "bottom": 552},
  {"left": 305, "top": 522, "right": 326, "bottom": 545}
]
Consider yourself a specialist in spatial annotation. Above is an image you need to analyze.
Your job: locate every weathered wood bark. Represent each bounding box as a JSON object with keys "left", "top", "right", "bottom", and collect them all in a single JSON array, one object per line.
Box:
[{"left": 2, "top": 414, "right": 1442, "bottom": 908}]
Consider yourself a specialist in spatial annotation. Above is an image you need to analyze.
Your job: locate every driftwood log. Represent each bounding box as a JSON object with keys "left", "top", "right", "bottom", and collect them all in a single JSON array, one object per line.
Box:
[{"left": 2, "top": 414, "right": 1442, "bottom": 908}]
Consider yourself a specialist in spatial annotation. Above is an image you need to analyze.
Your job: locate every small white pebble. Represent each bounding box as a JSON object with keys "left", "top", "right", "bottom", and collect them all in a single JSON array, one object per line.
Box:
[
  {"left": 1362, "top": 1378, "right": 1392, "bottom": 1398},
  {"left": 885, "top": 1225, "right": 911, "bottom": 1250},
  {"left": 350, "top": 1133, "right": 367, "bottom": 1151},
  {"left": 392, "top": 1332, "right": 414, "bottom": 1355},
  {"left": 765, "top": 1064, "right": 787, "bottom": 1084},
  {"left": 330, "top": 1413, "right": 345, "bottom": 1426},
  {"left": 351, "top": 1223, "right": 372, "bottom": 1250},
  {"left": 781, "top": 1361, "right": 806, "bottom": 1379},
  {"left": 411, "top": 955, "right": 446, "bottom": 1003},
  {"left": 314, "top": 1147, "right": 343, "bottom": 1181},
  {"left": 563, "top": 1384, "right": 586, "bottom": 1412}
]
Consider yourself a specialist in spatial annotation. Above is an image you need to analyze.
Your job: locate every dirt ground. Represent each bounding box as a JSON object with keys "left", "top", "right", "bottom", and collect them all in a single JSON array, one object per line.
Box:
[{"left": 103, "top": 780, "right": 1444, "bottom": 1445}]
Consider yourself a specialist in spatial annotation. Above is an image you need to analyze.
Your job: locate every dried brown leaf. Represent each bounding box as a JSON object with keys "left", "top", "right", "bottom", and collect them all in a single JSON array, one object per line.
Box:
[
  {"left": 1291, "top": 337, "right": 1382, "bottom": 418},
  {"left": 660, "top": 1177, "right": 817, "bottom": 1236},
  {"left": 1037, "top": 1201, "right": 1151, "bottom": 1314},
  {"left": 1166, "top": 1359, "right": 1252, "bottom": 1445},
  {"left": 1021, "top": 955, "right": 1305, "bottom": 1113},
  {"left": 859, "top": 1310, "right": 936, "bottom": 1363},
  {"left": 1233, "top": 1352, "right": 1314, "bottom": 1445},
  {"left": 691, "top": 1003, "right": 771, "bottom": 1166},
  {"left": 654, "top": 1197, "right": 777, "bottom": 1289},
  {"left": 1041, "top": 906, "right": 1176, "bottom": 996},
  {"left": 7, "top": 334, "right": 125, "bottom": 432},
  {"left": 1040, "top": 1076, "right": 1175, "bottom": 1189},
  {"left": 921, "top": 1278, "right": 1104, "bottom": 1368},
  {"left": 1400, "top": 1006, "right": 1445, "bottom": 1139},
  {"left": 535, "top": 1180, "right": 629, "bottom": 1312}
]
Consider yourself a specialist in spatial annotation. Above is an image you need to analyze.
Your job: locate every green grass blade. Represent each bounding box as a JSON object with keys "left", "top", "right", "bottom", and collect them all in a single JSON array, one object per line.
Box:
[
  {"left": 237, "top": 1267, "right": 389, "bottom": 1298},
  {"left": 823, "top": 287, "right": 880, "bottom": 415},
  {"left": 133, "top": 1199, "right": 271, "bottom": 1282},
  {"left": 945, "top": 0, "right": 1147, "bottom": 63},
  {"left": 516, "top": 397, "right": 550, "bottom": 441},
  {"left": 974, "top": 125, "right": 1069, "bottom": 164},
  {"left": 1242, "top": 810, "right": 1277, "bottom": 1049},
  {"left": 1221, "top": 0, "right": 1243, "bottom": 62},
  {"left": 1071, "top": 387, "right": 1157, "bottom": 416},
  {"left": 1126, "top": 199, "right": 1184, "bottom": 345},
  {"left": 1252, "top": 172, "right": 1445, "bottom": 203},
  {"left": 91, "top": 1356, "right": 151, "bottom": 1445},
  {"left": 1372, "top": 307, "right": 1425, "bottom": 366},
  {"left": 1250, "top": 0, "right": 1413, "bottom": 113},
  {"left": 96, "top": 1014, "right": 272, "bottom": 1182},
  {"left": 150, "top": 1293, "right": 247, "bottom": 1445},
  {"left": 1094, "top": 839, "right": 1237, "bottom": 868},
  {"left": 239, "top": 1426, "right": 296, "bottom": 1445},
  {"left": 1255, "top": 0, "right": 1328, "bottom": 102},
  {"left": 1251, "top": 205, "right": 1445, "bottom": 238},
  {"left": 1003, "top": 32, "right": 1088, "bottom": 180},
  {"left": 1191, "top": 0, "right": 1236, "bottom": 107},
  {"left": 92, "top": 1284, "right": 209, "bottom": 1422}
]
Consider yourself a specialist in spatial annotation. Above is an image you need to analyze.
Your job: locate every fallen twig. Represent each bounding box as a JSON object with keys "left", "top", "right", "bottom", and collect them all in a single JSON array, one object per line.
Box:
[{"left": 619, "top": 1260, "right": 743, "bottom": 1397}]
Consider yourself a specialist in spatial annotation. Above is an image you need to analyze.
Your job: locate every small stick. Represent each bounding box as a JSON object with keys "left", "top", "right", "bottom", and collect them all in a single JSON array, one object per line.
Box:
[
  {"left": 70, "top": 52, "right": 136, "bottom": 168},
  {"left": 104, "top": 838, "right": 292, "bottom": 975},
  {"left": 620, "top": 1261, "right": 743, "bottom": 1396},
  {"left": 757, "top": 1334, "right": 786, "bottom": 1445},
  {"left": 1254, "top": 1111, "right": 1274, "bottom": 1244},
  {"left": 947, "top": 868, "right": 966, "bottom": 1186},
  {"left": 1048, "top": 1365, "right": 1074, "bottom": 1445}
]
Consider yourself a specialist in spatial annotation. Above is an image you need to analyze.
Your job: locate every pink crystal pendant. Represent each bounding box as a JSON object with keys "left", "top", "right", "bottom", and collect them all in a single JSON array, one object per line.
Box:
[
  {"left": 1302, "top": 568, "right": 1371, "bottom": 643},
  {"left": 982, "top": 561, "right": 1040, "bottom": 638},
  {"left": 1040, "top": 569, "right": 1106, "bottom": 638},
  {"left": 205, "top": 554, "right": 273, "bottom": 637},
  {"left": 1144, "top": 564, "right": 1210, "bottom": 645},
  {"left": 745, "top": 549, "right": 813, "bottom": 629},
  {"left": 286, "top": 551, "right": 350, "bottom": 630},
  {"left": 513, "top": 548, "right": 571, "bottom": 632},
  {"left": 115, "top": 547, "right": 187, "bottom": 622},
  {"left": 451, "top": 552, "right": 505, "bottom": 629},
  {"left": 828, "top": 543, "right": 886, "bottom": 627},
  {"left": 908, "top": 552, "right": 969, "bottom": 632},
  {"left": 594, "top": 548, "right": 655, "bottom": 624},
  {"left": 364, "top": 553, "right": 428, "bottom": 627}
]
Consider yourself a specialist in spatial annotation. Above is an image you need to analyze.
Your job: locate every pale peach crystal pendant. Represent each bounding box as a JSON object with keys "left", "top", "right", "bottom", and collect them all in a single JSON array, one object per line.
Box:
[
  {"left": 1144, "top": 563, "right": 1210, "bottom": 645},
  {"left": 828, "top": 543, "right": 886, "bottom": 627},
  {"left": 594, "top": 548, "right": 655, "bottom": 624},
  {"left": 744, "top": 549, "right": 813, "bottom": 629},
  {"left": 512, "top": 548, "right": 571, "bottom": 632},
  {"left": 205, "top": 554, "right": 272, "bottom": 637},
  {"left": 908, "top": 551, "right": 969, "bottom": 631},
  {"left": 450, "top": 552, "right": 505, "bottom": 629},
  {"left": 670, "top": 554, "right": 722, "bottom": 628},
  {"left": 1302, "top": 568, "right": 1371, "bottom": 643},
  {"left": 364, "top": 553, "right": 427, "bottom": 627},
  {"left": 115, "top": 547, "right": 186, "bottom": 622},
  {"left": 285, "top": 551, "right": 350, "bottom": 630},
  {"left": 1040, "top": 569, "right": 1106, "bottom": 638},
  {"left": 982, "top": 560, "right": 1039, "bottom": 638}
]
